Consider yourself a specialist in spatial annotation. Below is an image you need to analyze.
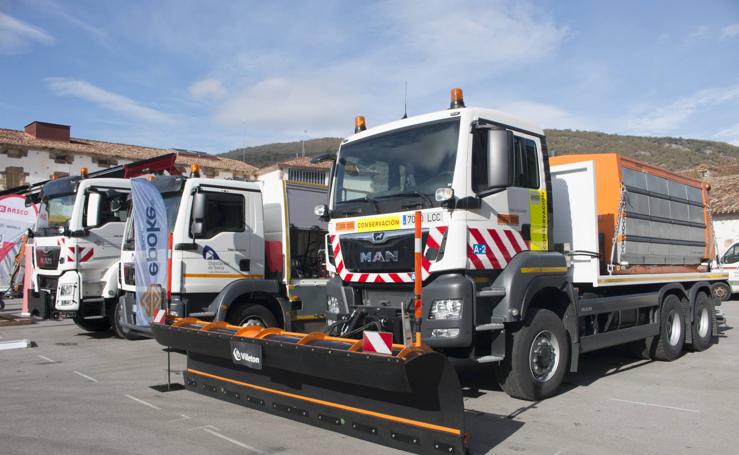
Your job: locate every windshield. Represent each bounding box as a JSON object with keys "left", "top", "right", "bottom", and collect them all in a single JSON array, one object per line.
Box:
[
  {"left": 333, "top": 119, "right": 460, "bottom": 215},
  {"left": 35, "top": 194, "right": 76, "bottom": 236},
  {"left": 123, "top": 192, "right": 182, "bottom": 250}
]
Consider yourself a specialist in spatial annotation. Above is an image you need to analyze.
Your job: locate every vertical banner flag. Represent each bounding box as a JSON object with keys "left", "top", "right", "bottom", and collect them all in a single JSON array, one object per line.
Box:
[
  {"left": 131, "top": 179, "right": 168, "bottom": 326},
  {"left": 0, "top": 195, "right": 37, "bottom": 291}
]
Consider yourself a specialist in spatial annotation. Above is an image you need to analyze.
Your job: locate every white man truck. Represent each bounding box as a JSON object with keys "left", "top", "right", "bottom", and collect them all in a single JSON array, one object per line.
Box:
[
  {"left": 117, "top": 172, "right": 329, "bottom": 338},
  {"left": 148, "top": 90, "right": 728, "bottom": 454},
  {"left": 26, "top": 154, "right": 179, "bottom": 333},
  {"left": 316, "top": 89, "right": 727, "bottom": 400}
]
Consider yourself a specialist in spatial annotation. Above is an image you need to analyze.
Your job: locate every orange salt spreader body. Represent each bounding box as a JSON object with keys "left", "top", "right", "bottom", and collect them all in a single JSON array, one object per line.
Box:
[{"left": 550, "top": 153, "right": 714, "bottom": 274}]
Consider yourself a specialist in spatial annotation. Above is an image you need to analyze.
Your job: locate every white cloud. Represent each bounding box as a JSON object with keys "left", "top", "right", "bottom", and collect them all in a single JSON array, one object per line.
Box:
[
  {"left": 189, "top": 78, "right": 226, "bottom": 100},
  {"left": 208, "top": 1, "right": 569, "bottom": 137},
  {"left": 0, "top": 12, "right": 54, "bottom": 54},
  {"left": 627, "top": 83, "right": 739, "bottom": 134},
  {"left": 215, "top": 77, "right": 363, "bottom": 137},
  {"left": 720, "top": 23, "right": 739, "bottom": 40},
  {"left": 715, "top": 123, "right": 739, "bottom": 146},
  {"left": 496, "top": 101, "right": 583, "bottom": 129},
  {"left": 46, "top": 78, "right": 174, "bottom": 124}
]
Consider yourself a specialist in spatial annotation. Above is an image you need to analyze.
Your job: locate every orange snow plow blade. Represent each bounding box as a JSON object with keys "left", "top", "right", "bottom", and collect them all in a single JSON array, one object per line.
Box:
[{"left": 152, "top": 318, "right": 467, "bottom": 454}]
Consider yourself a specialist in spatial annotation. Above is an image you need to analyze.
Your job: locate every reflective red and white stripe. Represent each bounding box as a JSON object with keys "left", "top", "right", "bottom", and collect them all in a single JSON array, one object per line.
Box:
[
  {"left": 57, "top": 238, "right": 94, "bottom": 263},
  {"left": 362, "top": 331, "right": 393, "bottom": 354},
  {"left": 153, "top": 309, "right": 167, "bottom": 324},
  {"left": 330, "top": 226, "right": 448, "bottom": 283},
  {"left": 467, "top": 227, "right": 528, "bottom": 270}
]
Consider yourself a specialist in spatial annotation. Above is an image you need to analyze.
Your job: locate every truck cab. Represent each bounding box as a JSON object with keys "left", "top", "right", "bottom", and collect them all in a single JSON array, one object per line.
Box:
[
  {"left": 118, "top": 175, "right": 329, "bottom": 338},
  {"left": 29, "top": 175, "right": 130, "bottom": 332}
]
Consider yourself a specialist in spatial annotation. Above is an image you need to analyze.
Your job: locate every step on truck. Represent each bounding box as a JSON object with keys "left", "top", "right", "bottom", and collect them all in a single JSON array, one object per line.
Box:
[
  {"left": 24, "top": 154, "right": 179, "bottom": 330},
  {"left": 149, "top": 89, "right": 728, "bottom": 454},
  {"left": 118, "top": 171, "right": 329, "bottom": 338}
]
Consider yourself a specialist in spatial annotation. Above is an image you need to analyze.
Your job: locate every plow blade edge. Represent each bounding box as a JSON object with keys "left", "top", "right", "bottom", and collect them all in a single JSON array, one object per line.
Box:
[{"left": 151, "top": 319, "right": 467, "bottom": 454}]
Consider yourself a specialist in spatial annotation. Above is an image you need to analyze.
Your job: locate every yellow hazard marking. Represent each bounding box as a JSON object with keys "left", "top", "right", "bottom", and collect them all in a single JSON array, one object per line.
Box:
[
  {"left": 188, "top": 368, "right": 463, "bottom": 436},
  {"left": 356, "top": 215, "right": 401, "bottom": 232},
  {"left": 183, "top": 274, "right": 264, "bottom": 279},
  {"left": 529, "top": 189, "right": 548, "bottom": 251},
  {"left": 520, "top": 267, "right": 567, "bottom": 273}
]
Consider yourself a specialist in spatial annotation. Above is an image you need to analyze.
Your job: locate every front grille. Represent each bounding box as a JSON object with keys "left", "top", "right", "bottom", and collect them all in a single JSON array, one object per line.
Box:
[
  {"left": 340, "top": 229, "right": 428, "bottom": 273},
  {"left": 35, "top": 246, "right": 61, "bottom": 270},
  {"left": 37, "top": 275, "right": 59, "bottom": 301},
  {"left": 123, "top": 264, "right": 136, "bottom": 285}
]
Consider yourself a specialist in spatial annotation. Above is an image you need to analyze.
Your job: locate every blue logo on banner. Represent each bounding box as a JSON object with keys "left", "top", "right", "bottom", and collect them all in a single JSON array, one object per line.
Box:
[
  {"left": 472, "top": 244, "right": 487, "bottom": 255},
  {"left": 202, "top": 245, "right": 220, "bottom": 260}
]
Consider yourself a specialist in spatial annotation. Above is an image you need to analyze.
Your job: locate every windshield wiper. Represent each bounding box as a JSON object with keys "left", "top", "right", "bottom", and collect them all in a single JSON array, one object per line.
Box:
[
  {"left": 376, "top": 191, "right": 433, "bottom": 209},
  {"left": 339, "top": 196, "right": 380, "bottom": 216}
]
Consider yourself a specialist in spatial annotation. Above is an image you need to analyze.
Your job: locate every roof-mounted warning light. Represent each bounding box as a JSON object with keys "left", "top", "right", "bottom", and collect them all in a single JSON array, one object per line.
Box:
[
  {"left": 80, "top": 167, "right": 88, "bottom": 177},
  {"left": 190, "top": 163, "right": 200, "bottom": 178},
  {"left": 449, "top": 88, "right": 465, "bottom": 109},
  {"left": 354, "top": 115, "right": 366, "bottom": 133}
]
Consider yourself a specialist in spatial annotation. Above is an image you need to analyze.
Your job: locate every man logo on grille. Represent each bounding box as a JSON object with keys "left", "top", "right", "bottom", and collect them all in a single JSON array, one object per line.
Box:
[{"left": 141, "top": 284, "right": 162, "bottom": 318}]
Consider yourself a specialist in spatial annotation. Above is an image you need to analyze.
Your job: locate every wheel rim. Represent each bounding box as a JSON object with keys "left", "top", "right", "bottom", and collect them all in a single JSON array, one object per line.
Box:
[
  {"left": 698, "top": 307, "right": 710, "bottom": 338},
  {"left": 240, "top": 316, "right": 266, "bottom": 327},
  {"left": 529, "top": 330, "right": 560, "bottom": 383},
  {"left": 714, "top": 285, "right": 728, "bottom": 300},
  {"left": 666, "top": 310, "right": 682, "bottom": 346}
]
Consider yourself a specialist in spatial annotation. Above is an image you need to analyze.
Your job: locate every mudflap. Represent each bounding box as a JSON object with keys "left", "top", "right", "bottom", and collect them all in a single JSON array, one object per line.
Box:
[{"left": 151, "top": 319, "right": 467, "bottom": 454}]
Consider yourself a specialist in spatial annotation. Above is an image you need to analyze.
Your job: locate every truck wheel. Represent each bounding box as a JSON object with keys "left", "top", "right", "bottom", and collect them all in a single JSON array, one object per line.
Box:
[
  {"left": 712, "top": 282, "right": 731, "bottom": 302},
  {"left": 227, "top": 304, "right": 278, "bottom": 328},
  {"left": 112, "top": 301, "right": 145, "bottom": 340},
  {"left": 690, "top": 293, "right": 715, "bottom": 352},
  {"left": 72, "top": 314, "right": 111, "bottom": 332},
  {"left": 495, "top": 308, "right": 569, "bottom": 401},
  {"left": 648, "top": 294, "right": 685, "bottom": 361}
]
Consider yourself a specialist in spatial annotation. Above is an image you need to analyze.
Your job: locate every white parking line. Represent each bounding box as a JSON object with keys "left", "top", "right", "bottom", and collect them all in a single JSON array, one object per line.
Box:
[
  {"left": 202, "top": 426, "right": 262, "bottom": 453},
  {"left": 124, "top": 394, "right": 161, "bottom": 410},
  {"left": 38, "top": 355, "right": 56, "bottom": 363},
  {"left": 73, "top": 370, "right": 98, "bottom": 383},
  {"left": 609, "top": 398, "right": 700, "bottom": 413}
]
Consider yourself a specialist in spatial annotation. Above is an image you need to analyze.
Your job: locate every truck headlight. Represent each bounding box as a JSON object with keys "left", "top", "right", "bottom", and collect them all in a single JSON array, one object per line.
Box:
[
  {"left": 432, "top": 328, "right": 460, "bottom": 338},
  {"left": 327, "top": 296, "right": 340, "bottom": 313},
  {"left": 429, "top": 299, "right": 462, "bottom": 320},
  {"left": 58, "top": 284, "right": 76, "bottom": 298}
]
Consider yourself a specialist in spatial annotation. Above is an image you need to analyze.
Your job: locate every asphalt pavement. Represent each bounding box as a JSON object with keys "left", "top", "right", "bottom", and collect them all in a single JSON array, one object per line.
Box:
[{"left": 0, "top": 298, "right": 736, "bottom": 454}]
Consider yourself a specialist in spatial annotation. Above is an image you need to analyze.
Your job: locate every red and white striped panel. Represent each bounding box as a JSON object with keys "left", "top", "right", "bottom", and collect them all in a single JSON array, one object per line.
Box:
[
  {"left": 467, "top": 227, "right": 528, "bottom": 270},
  {"left": 65, "top": 246, "right": 94, "bottom": 263},
  {"left": 330, "top": 226, "right": 448, "bottom": 284}
]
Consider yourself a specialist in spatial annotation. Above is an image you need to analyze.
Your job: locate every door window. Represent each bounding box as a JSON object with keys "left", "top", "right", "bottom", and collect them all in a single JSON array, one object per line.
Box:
[{"left": 194, "top": 192, "right": 245, "bottom": 238}]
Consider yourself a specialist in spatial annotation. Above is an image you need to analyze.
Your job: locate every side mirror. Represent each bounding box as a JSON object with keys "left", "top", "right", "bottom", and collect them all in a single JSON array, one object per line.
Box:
[
  {"left": 487, "top": 128, "right": 514, "bottom": 188},
  {"left": 190, "top": 192, "right": 207, "bottom": 238},
  {"left": 85, "top": 192, "right": 102, "bottom": 227},
  {"left": 314, "top": 204, "right": 330, "bottom": 222},
  {"left": 26, "top": 227, "right": 34, "bottom": 239},
  {"left": 24, "top": 196, "right": 33, "bottom": 208}
]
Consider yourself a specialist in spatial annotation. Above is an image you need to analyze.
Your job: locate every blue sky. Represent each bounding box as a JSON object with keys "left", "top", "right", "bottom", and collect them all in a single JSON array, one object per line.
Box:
[{"left": 1, "top": 0, "right": 739, "bottom": 154}]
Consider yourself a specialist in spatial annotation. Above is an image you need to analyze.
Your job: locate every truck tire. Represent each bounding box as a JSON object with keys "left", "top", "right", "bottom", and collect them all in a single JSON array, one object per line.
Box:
[
  {"left": 495, "top": 308, "right": 569, "bottom": 401},
  {"left": 712, "top": 282, "right": 731, "bottom": 302},
  {"left": 73, "top": 314, "right": 111, "bottom": 332},
  {"left": 690, "top": 292, "right": 715, "bottom": 352},
  {"left": 227, "top": 303, "right": 278, "bottom": 328},
  {"left": 648, "top": 294, "right": 685, "bottom": 361},
  {"left": 112, "top": 301, "right": 145, "bottom": 340}
]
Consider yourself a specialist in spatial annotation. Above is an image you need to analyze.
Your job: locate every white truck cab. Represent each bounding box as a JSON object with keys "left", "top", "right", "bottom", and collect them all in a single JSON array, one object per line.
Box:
[
  {"left": 29, "top": 176, "right": 130, "bottom": 331},
  {"left": 117, "top": 174, "right": 329, "bottom": 338}
]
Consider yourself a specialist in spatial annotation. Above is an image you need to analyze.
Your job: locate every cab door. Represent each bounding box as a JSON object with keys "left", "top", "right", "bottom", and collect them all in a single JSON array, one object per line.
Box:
[
  {"left": 78, "top": 185, "right": 130, "bottom": 299},
  {"left": 180, "top": 186, "right": 264, "bottom": 307},
  {"left": 466, "top": 124, "right": 547, "bottom": 273}
]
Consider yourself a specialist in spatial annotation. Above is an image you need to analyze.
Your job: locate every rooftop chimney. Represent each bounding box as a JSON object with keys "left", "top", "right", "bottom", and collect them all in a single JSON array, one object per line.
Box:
[{"left": 24, "top": 121, "right": 70, "bottom": 142}]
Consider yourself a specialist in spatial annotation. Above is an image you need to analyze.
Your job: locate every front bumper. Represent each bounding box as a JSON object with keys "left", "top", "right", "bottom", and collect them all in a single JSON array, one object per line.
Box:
[{"left": 326, "top": 273, "right": 475, "bottom": 348}]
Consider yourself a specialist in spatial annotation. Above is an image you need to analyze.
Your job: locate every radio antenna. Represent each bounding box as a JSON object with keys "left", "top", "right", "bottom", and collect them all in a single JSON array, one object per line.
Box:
[{"left": 402, "top": 81, "right": 408, "bottom": 119}]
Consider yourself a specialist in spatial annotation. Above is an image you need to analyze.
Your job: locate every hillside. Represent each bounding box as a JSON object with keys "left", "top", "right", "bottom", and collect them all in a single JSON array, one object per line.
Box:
[{"left": 223, "top": 130, "right": 739, "bottom": 175}]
